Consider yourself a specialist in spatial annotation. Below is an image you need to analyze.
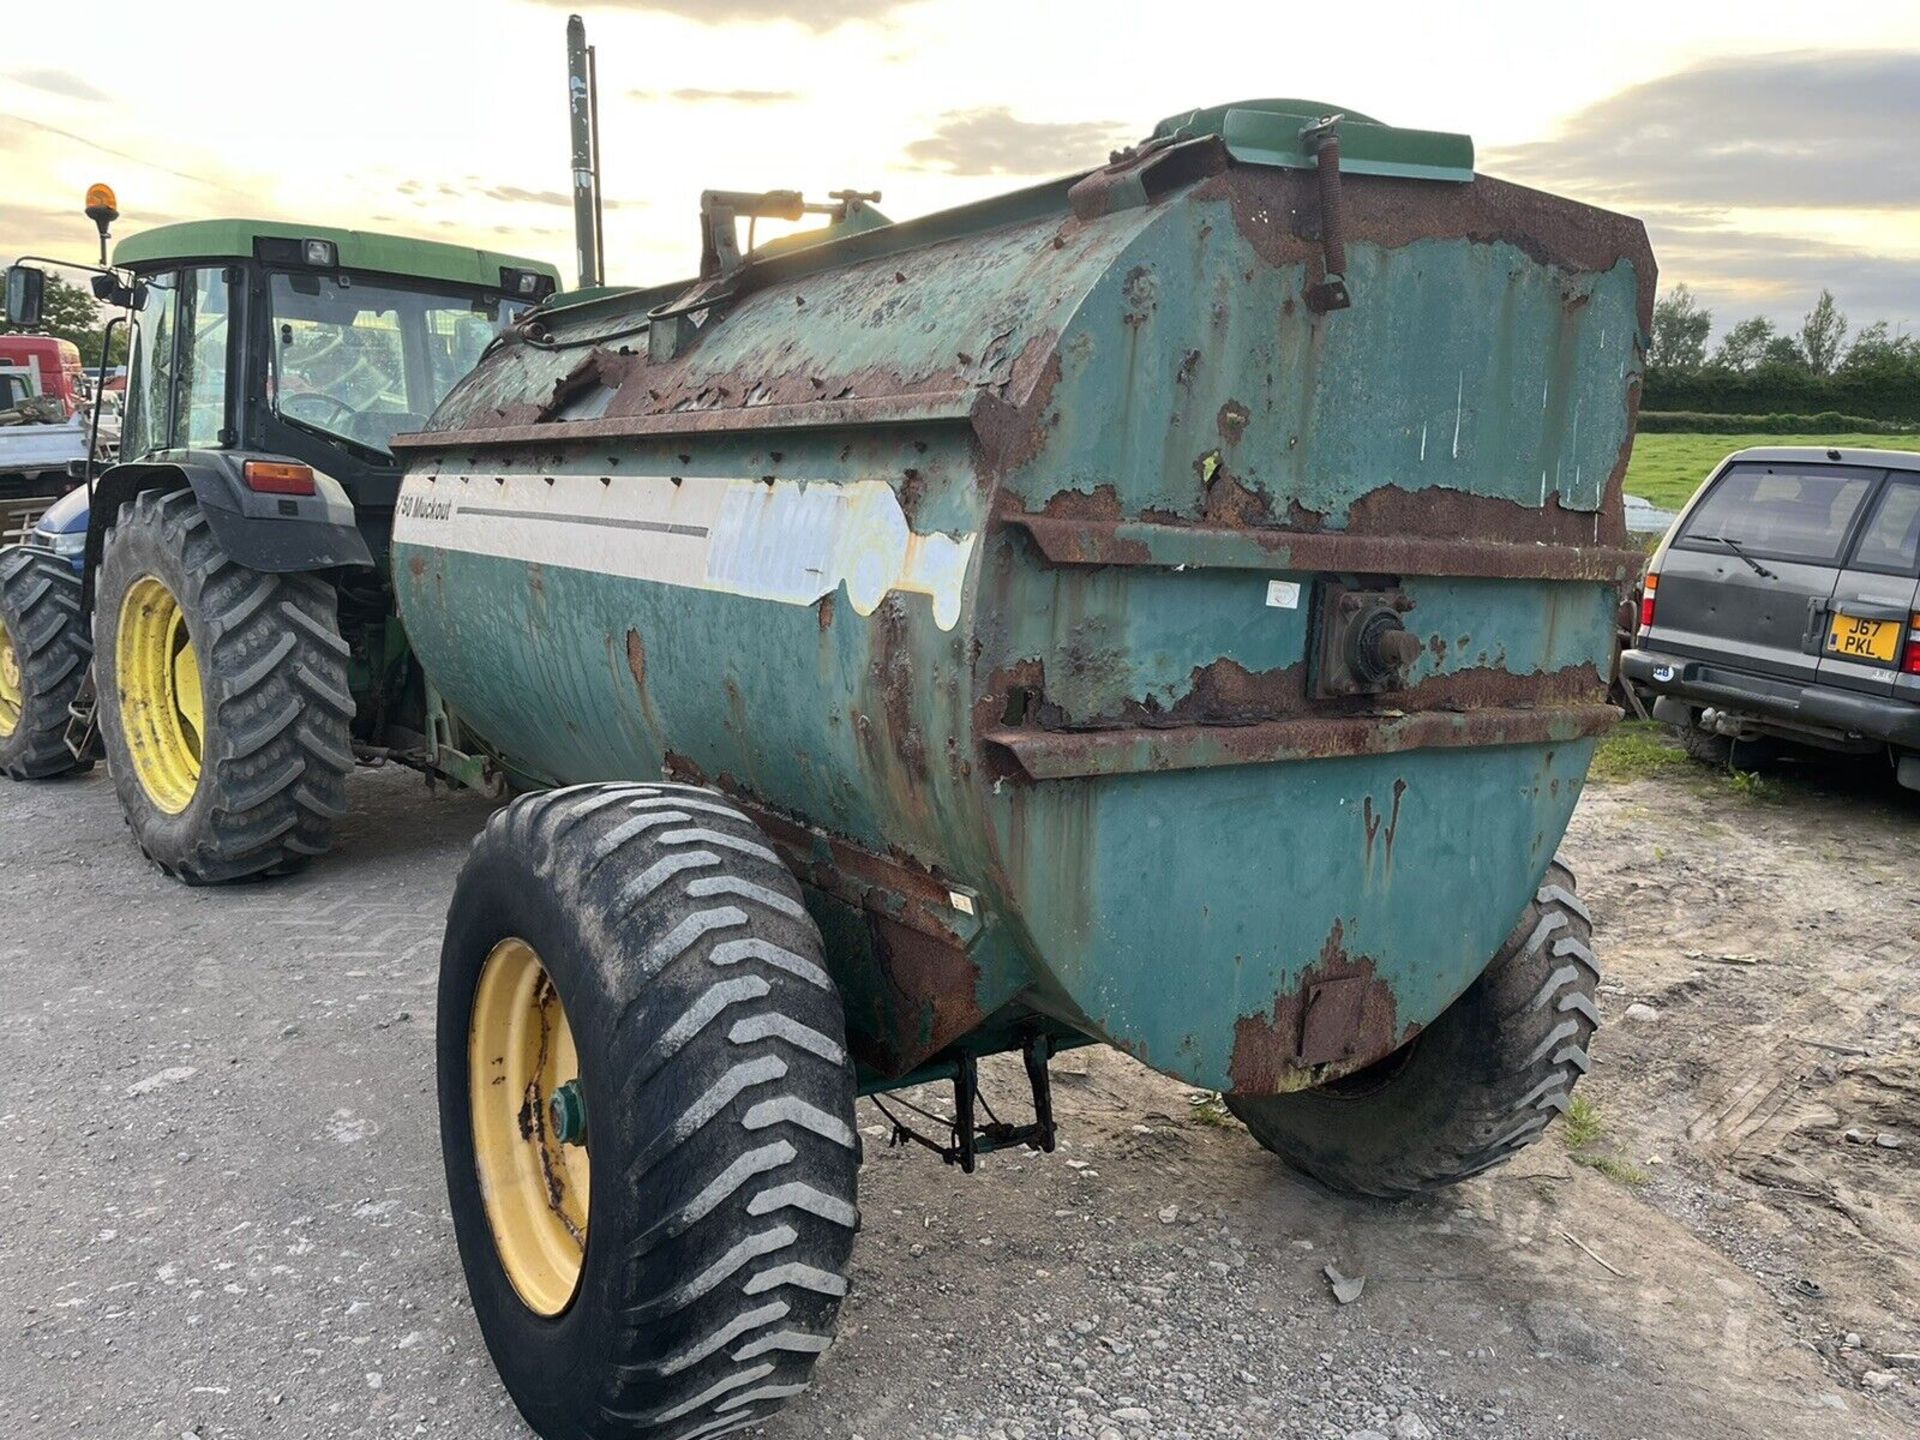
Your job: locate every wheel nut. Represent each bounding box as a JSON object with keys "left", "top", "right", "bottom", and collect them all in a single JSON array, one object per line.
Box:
[{"left": 549, "top": 1080, "right": 588, "bottom": 1146}]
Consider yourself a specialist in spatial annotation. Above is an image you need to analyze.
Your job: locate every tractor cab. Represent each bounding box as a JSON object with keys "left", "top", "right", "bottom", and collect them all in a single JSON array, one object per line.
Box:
[
  {"left": 1, "top": 204, "right": 562, "bottom": 880},
  {"left": 106, "top": 220, "right": 558, "bottom": 515}
]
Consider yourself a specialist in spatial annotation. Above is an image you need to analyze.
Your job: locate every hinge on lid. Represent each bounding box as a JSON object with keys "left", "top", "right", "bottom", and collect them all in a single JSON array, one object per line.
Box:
[{"left": 1300, "top": 114, "right": 1352, "bottom": 314}]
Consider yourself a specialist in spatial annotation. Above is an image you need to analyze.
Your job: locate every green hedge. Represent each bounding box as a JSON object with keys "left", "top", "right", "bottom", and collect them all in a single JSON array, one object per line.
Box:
[
  {"left": 1645, "top": 368, "right": 1920, "bottom": 422},
  {"left": 1638, "top": 410, "right": 1920, "bottom": 435}
]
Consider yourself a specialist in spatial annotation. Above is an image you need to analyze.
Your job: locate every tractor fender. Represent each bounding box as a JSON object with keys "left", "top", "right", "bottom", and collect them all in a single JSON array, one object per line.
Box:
[{"left": 82, "top": 451, "right": 373, "bottom": 611}]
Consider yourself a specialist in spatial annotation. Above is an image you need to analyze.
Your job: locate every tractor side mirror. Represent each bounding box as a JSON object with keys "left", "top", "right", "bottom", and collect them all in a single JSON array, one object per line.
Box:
[{"left": 5, "top": 264, "right": 46, "bottom": 327}]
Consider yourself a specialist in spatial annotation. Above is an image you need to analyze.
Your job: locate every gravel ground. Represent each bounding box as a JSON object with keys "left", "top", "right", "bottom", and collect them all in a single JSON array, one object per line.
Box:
[{"left": 0, "top": 763, "right": 1910, "bottom": 1440}]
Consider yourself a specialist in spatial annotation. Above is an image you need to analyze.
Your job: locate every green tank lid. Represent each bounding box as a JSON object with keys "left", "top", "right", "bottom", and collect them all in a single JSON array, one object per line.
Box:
[{"left": 1154, "top": 98, "right": 1473, "bottom": 182}]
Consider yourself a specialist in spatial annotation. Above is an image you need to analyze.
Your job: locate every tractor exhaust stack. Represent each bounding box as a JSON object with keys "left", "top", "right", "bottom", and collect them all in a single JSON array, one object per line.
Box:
[{"left": 565, "top": 13, "right": 602, "bottom": 288}]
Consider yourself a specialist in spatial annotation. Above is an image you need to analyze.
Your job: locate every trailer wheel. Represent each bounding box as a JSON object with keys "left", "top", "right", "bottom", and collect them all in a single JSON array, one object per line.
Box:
[
  {"left": 440, "top": 782, "right": 859, "bottom": 1440},
  {"left": 1226, "top": 861, "right": 1599, "bottom": 1199},
  {"left": 0, "top": 547, "right": 92, "bottom": 780},
  {"left": 94, "top": 489, "right": 351, "bottom": 882}
]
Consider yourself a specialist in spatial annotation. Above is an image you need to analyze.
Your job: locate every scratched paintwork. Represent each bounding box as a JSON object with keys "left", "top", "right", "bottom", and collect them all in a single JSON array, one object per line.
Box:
[{"left": 392, "top": 105, "right": 1654, "bottom": 1096}]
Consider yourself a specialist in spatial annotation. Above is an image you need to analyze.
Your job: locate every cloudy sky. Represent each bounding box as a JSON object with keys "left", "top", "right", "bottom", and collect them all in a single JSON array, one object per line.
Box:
[{"left": 5, "top": 0, "right": 1918, "bottom": 340}]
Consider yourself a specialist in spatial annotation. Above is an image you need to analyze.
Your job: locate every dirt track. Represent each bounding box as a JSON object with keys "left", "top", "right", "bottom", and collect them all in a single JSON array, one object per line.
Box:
[{"left": 0, "top": 753, "right": 1914, "bottom": 1439}]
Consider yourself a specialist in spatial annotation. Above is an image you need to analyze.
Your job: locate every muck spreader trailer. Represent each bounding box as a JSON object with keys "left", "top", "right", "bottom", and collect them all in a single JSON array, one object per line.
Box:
[
  {"left": 388, "top": 99, "right": 1653, "bottom": 1438},
  {"left": 0, "top": 207, "right": 560, "bottom": 880}
]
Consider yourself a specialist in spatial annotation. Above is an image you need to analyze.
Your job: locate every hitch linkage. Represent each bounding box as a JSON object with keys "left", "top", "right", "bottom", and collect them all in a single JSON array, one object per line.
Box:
[{"left": 879, "top": 1033, "right": 1059, "bottom": 1174}]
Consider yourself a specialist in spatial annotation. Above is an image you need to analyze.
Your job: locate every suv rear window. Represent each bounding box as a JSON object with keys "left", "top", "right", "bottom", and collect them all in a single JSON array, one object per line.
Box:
[
  {"left": 1851, "top": 480, "right": 1920, "bottom": 574},
  {"left": 1677, "top": 462, "right": 1878, "bottom": 565}
]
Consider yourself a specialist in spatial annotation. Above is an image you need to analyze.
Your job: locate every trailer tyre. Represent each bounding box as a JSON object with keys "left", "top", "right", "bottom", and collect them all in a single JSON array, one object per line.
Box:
[
  {"left": 94, "top": 489, "right": 351, "bottom": 883},
  {"left": 0, "top": 547, "right": 92, "bottom": 779},
  {"left": 1226, "top": 861, "right": 1599, "bottom": 1198},
  {"left": 439, "top": 782, "right": 859, "bottom": 1440}
]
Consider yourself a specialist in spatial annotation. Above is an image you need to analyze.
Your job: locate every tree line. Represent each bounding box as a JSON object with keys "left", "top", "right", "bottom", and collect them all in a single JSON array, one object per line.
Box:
[{"left": 1646, "top": 285, "right": 1920, "bottom": 422}]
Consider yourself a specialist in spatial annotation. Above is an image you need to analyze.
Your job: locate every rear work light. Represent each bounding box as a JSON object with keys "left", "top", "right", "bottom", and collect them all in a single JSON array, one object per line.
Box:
[
  {"left": 500, "top": 266, "right": 557, "bottom": 301},
  {"left": 1637, "top": 572, "right": 1659, "bottom": 632},
  {"left": 1904, "top": 613, "right": 1920, "bottom": 676},
  {"left": 253, "top": 236, "right": 338, "bottom": 269},
  {"left": 243, "top": 460, "right": 316, "bottom": 496}
]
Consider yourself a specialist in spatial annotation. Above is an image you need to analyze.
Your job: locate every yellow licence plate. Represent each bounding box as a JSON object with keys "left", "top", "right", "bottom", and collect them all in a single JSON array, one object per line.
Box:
[{"left": 1827, "top": 613, "right": 1901, "bottom": 664}]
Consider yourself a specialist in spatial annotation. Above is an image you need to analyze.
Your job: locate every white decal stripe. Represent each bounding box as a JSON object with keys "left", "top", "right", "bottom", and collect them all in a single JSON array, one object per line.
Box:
[{"left": 393, "top": 472, "right": 974, "bottom": 630}]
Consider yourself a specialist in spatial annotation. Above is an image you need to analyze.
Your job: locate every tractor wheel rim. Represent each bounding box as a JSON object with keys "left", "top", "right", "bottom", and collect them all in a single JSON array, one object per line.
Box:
[
  {"left": 116, "top": 576, "right": 203, "bottom": 814},
  {"left": 0, "top": 619, "right": 21, "bottom": 738},
  {"left": 469, "top": 937, "right": 591, "bottom": 1316}
]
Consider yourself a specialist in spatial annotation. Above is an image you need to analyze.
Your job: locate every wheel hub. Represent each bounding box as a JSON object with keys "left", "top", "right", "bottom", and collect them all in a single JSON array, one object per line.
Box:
[
  {"left": 468, "top": 937, "right": 590, "bottom": 1316},
  {"left": 116, "top": 576, "right": 204, "bottom": 813},
  {"left": 548, "top": 1079, "right": 588, "bottom": 1146}
]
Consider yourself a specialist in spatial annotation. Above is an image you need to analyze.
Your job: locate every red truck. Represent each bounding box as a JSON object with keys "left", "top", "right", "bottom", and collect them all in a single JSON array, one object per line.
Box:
[{"left": 0, "top": 335, "right": 87, "bottom": 418}]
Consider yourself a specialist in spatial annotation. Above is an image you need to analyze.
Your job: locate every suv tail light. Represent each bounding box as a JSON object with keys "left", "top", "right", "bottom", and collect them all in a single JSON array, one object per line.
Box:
[
  {"left": 243, "top": 460, "right": 316, "bottom": 496},
  {"left": 1904, "top": 613, "right": 1920, "bottom": 676},
  {"left": 1637, "top": 572, "right": 1659, "bottom": 633}
]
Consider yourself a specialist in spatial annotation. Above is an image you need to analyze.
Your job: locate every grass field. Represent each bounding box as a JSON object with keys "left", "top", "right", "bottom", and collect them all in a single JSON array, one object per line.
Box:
[{"left": 1622, "top": 431, "right": 1919, "bottom": 511}]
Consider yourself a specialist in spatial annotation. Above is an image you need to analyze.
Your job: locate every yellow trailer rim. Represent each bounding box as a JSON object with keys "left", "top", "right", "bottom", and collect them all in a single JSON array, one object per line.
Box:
[
  {"left": 469, "top": 937, "right": 591, "bottom": 1315},
  {"left": 116, "top": 576, "right": 204, "bottom": 813},
  {"left": 0, "top": 618, "right": 22, "bottom": 738}
]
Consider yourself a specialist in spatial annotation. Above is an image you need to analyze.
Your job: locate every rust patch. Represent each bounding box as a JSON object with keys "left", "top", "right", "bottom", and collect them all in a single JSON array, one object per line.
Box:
[
  {"left": 406, "top": 552, "right": 427, "bottom": 579},
  {"left": 897, "top": 465, "right": 928, "bottom": 522},
  {"left": 1003, "top": 510, "right": 1641, "bottom": 583},
  {"left": 866, "top": 597, "right": 929, "bottom": 782},
  {"left": 1203, "top": 167, "right": 1654, "bottom": 329},
  {"left": 1227, "top": 920, "right": 1405, "bottom": 1092},
  {"left": 857, "top": 916, "right": 987, "bottom": 1077},
  {"left": 1344, "top": 481, "right": 1630, "bottom": 552},
  {"left": 1106, "top": 657, "right": 1306, "bottom": 730},
  {"left": 971, "top": 346, "right": 1063, "bottom": 479},
  {"left": 1198, "top": 456, "right": 1274, "bottom": 527},
  {"left": 661, "top": 748, "right": 708, "bottom": 785},
  {"left": 816, "top": 591, "right": 836, "bottom": 633},
  {"left": 1025, "top": 481, "right": 1126, "bottom": 522},
  {"left": 1383, "top": 777, "right": 1407, "bottom": 864},
  {"left": 624, "top": 628, "right": 647, "bottom": 691},
  {"left": 973, "top": 657, "right": 1050, "bottom": 781},
  {"left": 986, "top": 699, "right": 1619, "bottom": 780},
  {"left": 1016, "top": 656, "right": 1601, "bottom": 737},
  {"left": 1216, "top": 398, "right": 1251, "bottom": 445},
  {"left": 537, "top": 351, "right": 611, "bottom": 422},
  {"left": 1285, "top": 498, "right": 1325, "bottom": 528}
]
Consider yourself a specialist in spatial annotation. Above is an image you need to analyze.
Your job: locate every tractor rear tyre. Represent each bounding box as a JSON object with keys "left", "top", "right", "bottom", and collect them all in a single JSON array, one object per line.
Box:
[
  {"left": 1226, "top": 860, "right": 1599, "bottom": 1199},
  {"left": 440, "top": 782, "right": 860, "bottom": 1440},
  {"left": 93, "top": 489, "right": 352, "bottom": 883},
  {"left": 0, "top": 547, "right": 92, "bottom": 780}
]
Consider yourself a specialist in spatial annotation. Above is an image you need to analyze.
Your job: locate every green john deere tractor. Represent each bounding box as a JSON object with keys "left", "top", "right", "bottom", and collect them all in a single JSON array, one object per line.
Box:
[{"left": 0, "top": 208, "right": 561, "bottom": 881}]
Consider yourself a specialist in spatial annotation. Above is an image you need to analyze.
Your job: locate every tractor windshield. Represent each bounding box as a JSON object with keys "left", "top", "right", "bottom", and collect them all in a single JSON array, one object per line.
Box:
[{"left": 269, "top": 272, "right": 524, "bottom": 454}]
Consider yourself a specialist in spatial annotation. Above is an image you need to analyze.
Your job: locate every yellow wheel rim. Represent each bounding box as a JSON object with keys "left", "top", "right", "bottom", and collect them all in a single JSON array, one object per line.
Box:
[
  {"left": 470, "top": 937, "right": 591, "bottom": 1316},
  {"left": 0, "top": 618, "right": 21, "bottom": 739},
  {"left": 116, "top": 576, "right": 204, "bottom": 813}
]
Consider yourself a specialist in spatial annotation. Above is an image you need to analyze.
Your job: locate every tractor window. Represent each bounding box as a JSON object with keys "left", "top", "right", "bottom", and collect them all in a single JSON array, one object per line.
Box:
[
  {"left": 179, "top": 268, "right": 232, "bottom": 447},
  {"left": 122, "top": 272, "right": 181, "bottom": 461},
  {"left": 269, "top": 272, "right": 520, "bottom": 455}
]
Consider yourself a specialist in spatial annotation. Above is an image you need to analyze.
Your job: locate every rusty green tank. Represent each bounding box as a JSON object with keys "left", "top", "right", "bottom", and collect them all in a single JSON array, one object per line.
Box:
[{"left": 397, "top": 101, "right": 1650, "bottom": 1440}]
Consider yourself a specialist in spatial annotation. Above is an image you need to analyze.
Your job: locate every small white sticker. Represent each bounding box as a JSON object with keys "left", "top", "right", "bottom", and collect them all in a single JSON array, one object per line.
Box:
[
  {"left": 1652, "top": 665, "right": 1674, "bottom": 683},
  {"left": 948, "top": 890, "right": 976, "bottom": 916},
  {"left": 1265, "top": 579, "right": 1301, "bottom": 610}
]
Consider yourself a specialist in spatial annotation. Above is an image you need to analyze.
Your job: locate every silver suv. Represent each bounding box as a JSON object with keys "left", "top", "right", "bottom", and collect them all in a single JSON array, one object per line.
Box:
[{"left": 1621, "top": 446, "right": 1920, "bottom": 789}]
